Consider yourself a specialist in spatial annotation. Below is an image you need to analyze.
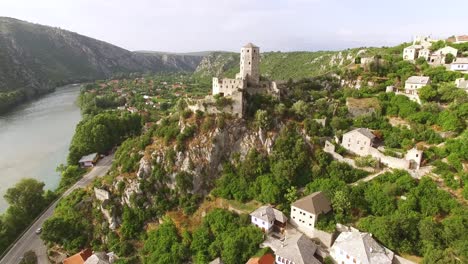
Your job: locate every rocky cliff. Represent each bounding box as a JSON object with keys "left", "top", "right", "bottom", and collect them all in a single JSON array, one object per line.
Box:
[{"left": 91, "top": 114, "right": 295, "bottom": 229}]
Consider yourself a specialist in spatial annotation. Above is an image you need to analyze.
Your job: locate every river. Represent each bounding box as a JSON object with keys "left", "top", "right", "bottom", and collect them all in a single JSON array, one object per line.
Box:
[{"left": 0, "top": 84, "right": 81, "bottom": 212}]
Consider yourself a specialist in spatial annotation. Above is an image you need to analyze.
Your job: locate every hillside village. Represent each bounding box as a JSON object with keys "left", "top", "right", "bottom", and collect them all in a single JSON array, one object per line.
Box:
[{"left": 32, "top": 36, "right": 468, "bottom": 264}]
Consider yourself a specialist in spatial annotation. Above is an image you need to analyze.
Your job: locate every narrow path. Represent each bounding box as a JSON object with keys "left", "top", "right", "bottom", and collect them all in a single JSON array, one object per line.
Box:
[
  {"left": 350, "top": 168, "right": 391, "bottom": 186},
  {"left": 0, "top": 154, "right": 114, "bottom": 264}
]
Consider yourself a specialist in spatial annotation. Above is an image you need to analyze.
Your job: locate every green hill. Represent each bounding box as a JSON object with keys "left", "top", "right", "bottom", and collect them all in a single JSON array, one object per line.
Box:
[{"left": 0, "top": 17, "right": 204, "bottom": 113}]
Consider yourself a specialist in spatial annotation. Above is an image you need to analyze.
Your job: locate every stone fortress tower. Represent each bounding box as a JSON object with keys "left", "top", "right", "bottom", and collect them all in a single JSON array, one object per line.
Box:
[
  {"left": 237, "top": 43, "right": 260, "bottom": 86},
  {"left": 189, "top": 43, "right": 284, "bottom": 118}
]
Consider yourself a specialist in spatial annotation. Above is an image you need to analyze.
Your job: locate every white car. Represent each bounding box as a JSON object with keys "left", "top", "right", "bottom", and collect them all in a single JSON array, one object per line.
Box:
[{"left": 35, "top": 228, "right": 42, "bottom": 234}]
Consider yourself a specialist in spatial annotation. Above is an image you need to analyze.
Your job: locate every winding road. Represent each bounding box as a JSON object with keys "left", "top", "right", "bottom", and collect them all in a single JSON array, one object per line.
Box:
[{"left": 0, "top": 154, "right": 114, "bottom": 264}]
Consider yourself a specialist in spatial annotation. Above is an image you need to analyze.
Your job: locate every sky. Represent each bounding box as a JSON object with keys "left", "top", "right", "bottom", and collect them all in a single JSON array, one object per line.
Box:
[{"left": 1, "top": 0, "right": 468, "bottom": 52}]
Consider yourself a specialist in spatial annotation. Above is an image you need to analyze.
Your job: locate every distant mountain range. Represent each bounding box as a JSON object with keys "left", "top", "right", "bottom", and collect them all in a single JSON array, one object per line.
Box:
[{"left": 0, "top": 17, "right": 205, "bottom": 113}]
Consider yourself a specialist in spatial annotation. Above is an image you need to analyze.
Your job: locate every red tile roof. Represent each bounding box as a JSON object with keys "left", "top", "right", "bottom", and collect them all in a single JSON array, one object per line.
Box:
[
  {"left": 63, "top": 248, "right": 92, "bottom": 264},
  {"left": 246, "top": 253, "right": 275, "bottom": 264}
]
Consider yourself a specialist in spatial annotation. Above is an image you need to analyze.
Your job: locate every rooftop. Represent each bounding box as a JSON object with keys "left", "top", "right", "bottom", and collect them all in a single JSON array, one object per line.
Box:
[
  {"left": 63, "top": 249, "right": 93, "bottom": 264},
  {"left": 291, "top": 191, "right": 332, "bottom": 215},
  {"left": 243, "top": 42, "right": 259, "bottom": 48},
  {"left": 275, "top": 233, "right": 321, "bottom": 264},
  {"left": 246, "top": 253, "right": 275, "bottom": 264},
  {"left": 79, "top": 153, "right": 98, "bottom": 163},
  {"left": 345, "top": 128, "right": 376, "bottom": 140},
  {"left": 452, "top": 57, "right": 468, "bottom": 64},
  {"left": 406, "top": 76, "right": 430, "bottom": 85},
  {"left": 250, "top": 205, "right": 288, "bottom": 223},
  {"left": 332, "top": 229, "right": 394, "bottom": 264}
]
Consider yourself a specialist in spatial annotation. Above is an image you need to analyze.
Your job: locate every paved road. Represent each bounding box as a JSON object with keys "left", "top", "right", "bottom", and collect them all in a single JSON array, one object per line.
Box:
[{"left": 0, "top": 154, "right": 114, "bottom": 264}]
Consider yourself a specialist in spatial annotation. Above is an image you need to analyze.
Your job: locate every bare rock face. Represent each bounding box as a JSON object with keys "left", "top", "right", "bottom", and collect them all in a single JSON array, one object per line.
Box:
[
  {"left": 93, "top": 187, "right": 119, "bottom": 230},
  {"left": 137, "top": 157, "right": 152, "bottom": 180}
]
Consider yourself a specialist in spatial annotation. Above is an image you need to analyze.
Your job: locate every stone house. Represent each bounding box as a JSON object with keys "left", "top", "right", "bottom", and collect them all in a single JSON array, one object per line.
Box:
[
  {"left": 290, "top": 191, "right": 332, "bottom": 234},
  {"left": 341, "top": 128, "right": 423, "bottom": 171},
  {"left": 341, "top": 128, "right": 375, "bottom": 157},
  {"left": 330, "top": 227, "right": 394, "bottom": 264},
  {"left": 250, "top": 205, "right": 288, "bottom": 233},
  {"left": 404, "top": 76, "right": 430, "bottom": 95},
  {"left": 450, "top": 57, "right": 468, "bottom": 72},
  {"left": 405, "top": 148, "right": 424, "bottom": 170},
  {"left": 274, "top": 233, "right": 321, "bottom": 264}
]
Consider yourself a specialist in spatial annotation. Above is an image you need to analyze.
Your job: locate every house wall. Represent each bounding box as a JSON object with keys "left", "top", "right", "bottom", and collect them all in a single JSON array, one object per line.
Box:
[
  {"left": 276, "top": 255, "right": 294, "bottom": 264},
  {"left": 251, "top": 216, "right": 273, "bottom": 232},
  {"left": 342, "top": 132, "right": 372, "bottom": 156},
  {"left": 418, "top": 49, "right": 430, "bottom": 60},
  {"left": 403, "top": 48, "right": 417, "bottom": 60},
  {"left": 404, "top": 82, "right": 426, "bottom": 92},
  {"left": 290, "top": 205, "right": 317, "bottom": 233},
  {"left": 450, "top": 63, "right": 468, "bottom": 71}
]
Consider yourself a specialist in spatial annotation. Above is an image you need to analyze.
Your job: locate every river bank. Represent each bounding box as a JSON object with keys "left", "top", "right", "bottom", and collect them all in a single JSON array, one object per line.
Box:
[{"left": 0, "top": 84, "right": 82, "bottom": 212}]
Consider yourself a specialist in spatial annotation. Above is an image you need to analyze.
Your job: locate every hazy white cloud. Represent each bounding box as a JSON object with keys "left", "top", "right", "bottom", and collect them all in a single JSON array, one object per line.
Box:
[{"left": 1, "top": 0, "right": 467, "bottom": 52}]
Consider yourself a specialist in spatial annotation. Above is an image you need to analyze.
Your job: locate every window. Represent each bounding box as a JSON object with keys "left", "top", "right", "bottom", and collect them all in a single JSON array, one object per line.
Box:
[
  {"left": 347, "top": 255, "right": 349, "bottom": 259},
  {"left": 309, "top": 223, "right": 311, "bottom": 226},
  {"left": 293, "top": 216, "right": 295, "bottom": 219},
  {"left": 293, "top": 208, "right": 296, "bottom": 211},
  {"left": 310, "top": 215, "right": 312, "bottom": 218},
  {"left": 416, "top": 154, "right": 419, "bottom": 157},
  {"left": 353, "top": 259, "right": 356, "bottom": 263},
  {"left": 357, "top": 140, "right": 360, "bottom": 144},
  {"left": 360, "top": 147, "right": 363, "bottom": 150}
]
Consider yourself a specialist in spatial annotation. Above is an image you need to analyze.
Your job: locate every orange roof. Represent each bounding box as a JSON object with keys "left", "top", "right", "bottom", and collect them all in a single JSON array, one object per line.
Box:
[
  {"left": 246, "top": 253, "right": 275, "bottom": 264},
  {"left": 63, "top": 248, "right": 92, "bottom": 264}
]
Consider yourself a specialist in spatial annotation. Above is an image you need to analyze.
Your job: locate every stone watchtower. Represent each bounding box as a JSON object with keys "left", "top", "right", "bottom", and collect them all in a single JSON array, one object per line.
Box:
[{"left": 239, "top": 43, "right": 260, "bottom": 86}]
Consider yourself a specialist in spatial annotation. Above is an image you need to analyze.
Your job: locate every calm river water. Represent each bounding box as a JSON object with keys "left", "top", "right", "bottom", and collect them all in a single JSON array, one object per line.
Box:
[{"left": 0, "top": 84, "right": 81, "bottom": 212}]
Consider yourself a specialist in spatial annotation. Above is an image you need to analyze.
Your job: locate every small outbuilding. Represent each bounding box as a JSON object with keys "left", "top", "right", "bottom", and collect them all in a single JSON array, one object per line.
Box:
[{"left": 79, "top": 153, "right": 99, "bottom": 168}]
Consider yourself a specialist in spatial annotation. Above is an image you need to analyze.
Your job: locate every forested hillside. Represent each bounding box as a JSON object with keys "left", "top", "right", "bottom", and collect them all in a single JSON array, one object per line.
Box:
[{"left": 0, "top": 17, "right": 204, "bottom": 113}]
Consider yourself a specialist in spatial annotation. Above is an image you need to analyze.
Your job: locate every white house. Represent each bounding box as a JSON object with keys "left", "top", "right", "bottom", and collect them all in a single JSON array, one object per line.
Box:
[
  {"left": 250, "top": 205, "right": 287, "bottom": 233},
  {"left": 330, "top": 227, "right": 394, "bottom": 264},
  {"left": 403, "top": 45, "right": 421, "bottom": 61},
  {"left": 275, "top": 233, "right": 321, "bottom": 264},
  {"left": 290, "top": 192, "right": 332, "bottom": 234},
  {"left": 404, "top": 76, "right": 431, "bottom": 95},
  {"left": 404, "top": 147, "right": 423, "bottom": 170},
  {"left": 455, "top": 78, "right": 468, "bottom": 92},
  {"left": 418, "top": 48, "right": 431, "bottom": 60},
  {"left": 341, "top": 128, "right": 375, "bottom": 157},
  {"left": 450, "top": 57, "right": 468, "bottom": 72}
]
